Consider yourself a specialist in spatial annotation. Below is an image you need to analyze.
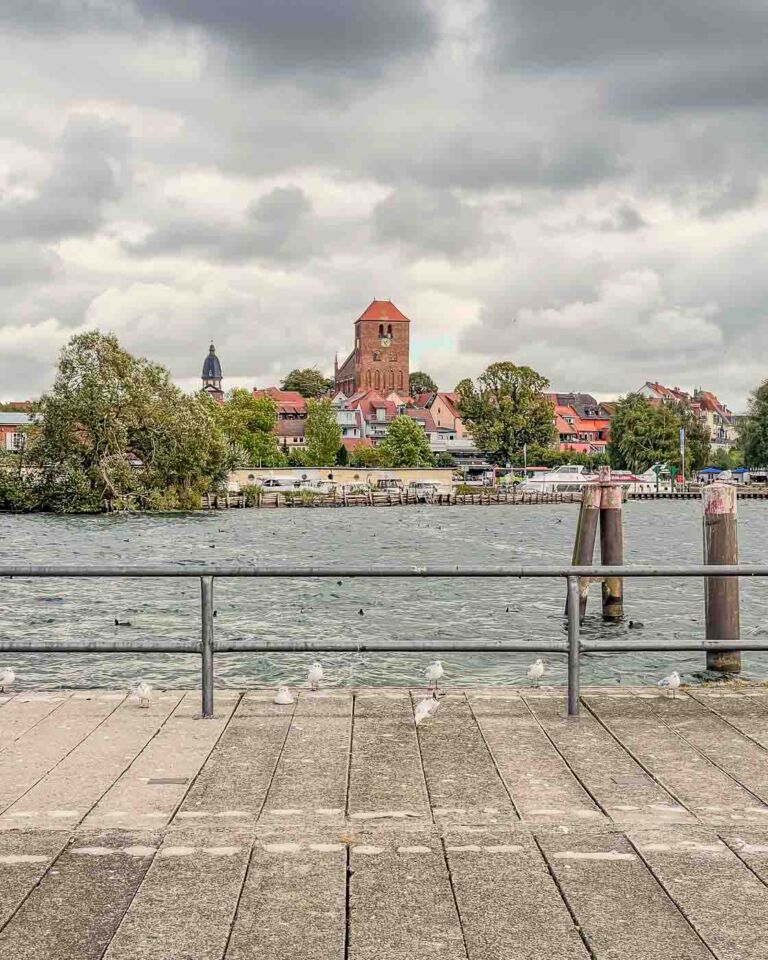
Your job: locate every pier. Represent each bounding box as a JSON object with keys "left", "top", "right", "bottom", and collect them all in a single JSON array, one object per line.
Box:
[{"left": 4, "top": 686, "right": 768, "bottom": 957}]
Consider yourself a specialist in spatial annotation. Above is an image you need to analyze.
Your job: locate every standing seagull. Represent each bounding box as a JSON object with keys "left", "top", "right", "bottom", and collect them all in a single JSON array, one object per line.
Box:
[
  {"left": 132, "top": 681, "right": 152, "bottom": 708},
  {"left": 527, "top": 658, "right": 545, "bottom": 687},
  {"left": 414, "top": 692, "right": 440, "bottom": 726},
  {"left": 0, "top": 667, "right": 15, "bottom": 693},
  {"left": 308, "top": 662, "right": 324, "bottom": 691},
  {"left": 425, "top": 660, "right": 445, "bottom": 693},
  {"left": 658, "top": 671, "right": 681, "bottom": 698}
]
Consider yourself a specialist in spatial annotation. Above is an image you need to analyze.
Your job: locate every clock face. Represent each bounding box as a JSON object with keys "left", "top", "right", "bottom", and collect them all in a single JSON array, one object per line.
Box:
[{"left": 379, "top": 335, "right": 392, "bottom": 347}]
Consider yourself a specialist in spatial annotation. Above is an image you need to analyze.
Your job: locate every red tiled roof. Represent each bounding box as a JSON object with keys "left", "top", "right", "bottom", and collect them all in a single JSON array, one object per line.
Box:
[
  {"left": 405, "top": 408, "right": 437, "bottom": 433},
  {"left": 555, "top": 415, "right": 577, "bottom": 435},
  {"left": 253, "top": 387, "right": 308, "bottom": 414},
  {"left": 356, "top": 299, "right": 410, "bottom": 323},
  {"left": 341, "top": 437, "right": 374, "bottom": 450}
]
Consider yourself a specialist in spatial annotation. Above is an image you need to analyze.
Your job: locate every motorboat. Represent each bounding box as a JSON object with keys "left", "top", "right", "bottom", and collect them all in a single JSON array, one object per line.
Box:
[{"left": 518, "top": 465, "right": 599, "bottom": 494}]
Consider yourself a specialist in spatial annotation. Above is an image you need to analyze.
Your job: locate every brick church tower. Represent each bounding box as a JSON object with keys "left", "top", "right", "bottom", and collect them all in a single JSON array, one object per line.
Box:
[{"left": 334, "top": 300, "right": 410, "bottom": 396}]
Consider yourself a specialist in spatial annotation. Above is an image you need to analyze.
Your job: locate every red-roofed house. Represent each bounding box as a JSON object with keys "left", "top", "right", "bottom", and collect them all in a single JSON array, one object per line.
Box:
[
  {"left": 635, "top": 382, "right": 736, "bottom": 450},
  {"left": 253, "top": 387, "right": 308, "bottom": 450},
  {"left": 547, "top": 393, "right": 611, "bottom": 454}
]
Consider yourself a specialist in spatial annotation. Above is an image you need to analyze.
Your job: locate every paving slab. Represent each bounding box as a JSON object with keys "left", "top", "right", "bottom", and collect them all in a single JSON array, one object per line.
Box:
[
  {"left": 0, "top": 830, "right": 70, "bottom": 928},
  {"left": 0, "top": 693, "right": 125, "bottom": 814},
  {"left": 444, "top": 828, "right": 589, "bottom": 959},
  {"left": 632, "top": 827, "right": 768, "bottom": 960},
  {"left": 104, "top": 824, "right": 252, "bottom": 960},
  {"left": 470, "top": 694, "right": 602, "bottom": 824},
  {"left": 539, "top": 831, "right": 713, "bottom": 959},
  {"left": 417, "top": 695, "right": 516, "bottom": 825},
  {"left": 225, "top": 835, "right": 346, "bottom": 960},
  {"left": 586, "top": 693, "right": 762, "bottom": 823},
  {"left": 0, "top": 694, "right": 70, "bottom": 750},
  {"left": 690, "top": 690, "right": 768, "bottom": 750},
  {"left": 175, "top": 703, "right": 293, "bottom": 824},
  {"left": 525, "top": 695, "right": 691, "bottom": 825},
  {"left": 0, "top": 829, "right": 157, "bottom": 960},
  {"left": 349, "top": 832, "right": 466, "bottom": 960},
  {"left": 1, "top": 693, "right": 183, "bottom": 829},
  {"left": 82, "top": 692, "right": 239, "bottom": 831}
]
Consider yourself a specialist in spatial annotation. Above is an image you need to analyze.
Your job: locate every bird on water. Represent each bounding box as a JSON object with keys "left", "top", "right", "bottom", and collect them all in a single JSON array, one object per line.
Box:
[
  {"left": 274, "top": 685, "right": 294, "bottom": 705},
  {"left": 658, "top": 671, "right": 681, "bottom": 698},
  {"left": 0, "top": 667, "right": 15, "bottom": 693},
  {"left": 132, "top": 681, "right": 152, "bottom": 708},
  {"left": 414, "top": 692, "right": 440, "bottom": 726},
  {"left": 308, "top": 662, "right": 324, "bottom": 691},
  {"left": 527, "top": 658, "right": 545, "bottom": 686},
  {"left": 425, "top": 660, "right": 445, "bottom": 692}
]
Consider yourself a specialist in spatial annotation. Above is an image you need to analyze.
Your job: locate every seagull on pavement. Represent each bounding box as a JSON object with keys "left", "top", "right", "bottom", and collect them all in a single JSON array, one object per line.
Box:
[
  {"left": 425, "top": 660, "right": 445, "bottom": 692},
  {"left": 415, "top": 692, "right": 440, "bottom": 726},
  {"left": 527, "top": 658, "right": 545, "bottom": 687},
  {"left": 132, "top": 681, "right": 152, "bottom": 708},
  {"left": 308, "top": 662, "right": 323, "bottom": 691},
  {"left": 274, "top": 685, "right": 295, "bottom": 705},
  {"left": 658, "top": 671, "right": 681, "bottom": 698},
  {"left": 0, "top": 667, "right": 15, "bottom": 693}
]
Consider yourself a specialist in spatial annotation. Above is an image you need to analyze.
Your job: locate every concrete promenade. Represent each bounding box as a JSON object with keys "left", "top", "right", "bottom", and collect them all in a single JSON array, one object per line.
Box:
[{"left": 3, "top": 686, "right": 768, "bottom": 958}]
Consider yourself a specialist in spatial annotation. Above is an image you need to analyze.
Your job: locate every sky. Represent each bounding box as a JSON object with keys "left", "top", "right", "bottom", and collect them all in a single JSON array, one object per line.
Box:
[{"left": 1, "top": 0, "right": 767, "bottom": 410}]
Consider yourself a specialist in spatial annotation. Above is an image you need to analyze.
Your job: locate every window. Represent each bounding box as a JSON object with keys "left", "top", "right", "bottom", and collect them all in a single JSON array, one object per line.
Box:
[
  {"left": 379, "top": 324, "right": 384, "bottom": 337},
  {"left": 376, "top": 407, "right": 386, "bottom": 422},
  {"left": 373, "top": 351, "right": 380, "bottom": 361},
  {"left": 387, "top": 324, "right": 392, "bottom": 337},
  {"left": 397, "top": 371, "right": 403, "bottom": 390},
  {"left": 388, "top": 370, "right": 394, "bottom": 389},
  {"left": 374, "top": 370, "right": 381, "bottom": 389}
]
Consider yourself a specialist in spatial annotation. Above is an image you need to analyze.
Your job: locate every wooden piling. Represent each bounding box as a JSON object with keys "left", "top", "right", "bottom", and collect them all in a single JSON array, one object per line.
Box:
[
  {"left": 703, "top": 483, "right": 741, "bottom": 673},
  {"left": 599, "top": 476, "right": 624, "bottom": 621},
  {"left": 567, "top": 483, "right": 602, "bottom": 623}
]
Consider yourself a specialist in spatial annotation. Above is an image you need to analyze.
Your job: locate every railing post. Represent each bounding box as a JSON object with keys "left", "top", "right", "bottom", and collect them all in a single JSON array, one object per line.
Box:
[
  {"left": 567, "top": 575, "right": 580, "bottom": 716},
  {"left": 201, "top": 575, "right": 215, "bottom": 717}
]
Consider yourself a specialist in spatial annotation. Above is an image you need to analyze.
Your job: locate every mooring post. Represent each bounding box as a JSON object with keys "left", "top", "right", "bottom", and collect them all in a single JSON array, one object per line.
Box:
[
  {"left": 703, "top": 484, "right": 741, "bottom": 673},
  {"left": 201, "top": 575, "right": 215, "bottom": 717},
  {"left": 567, "top": 575, "right": 580, "bottom": 716},
  {"left": 599, "top": 468, "right": 624, "bottom": 621},
  {"left": 567, "top": 483, "right": 602, "bottom": 622}
]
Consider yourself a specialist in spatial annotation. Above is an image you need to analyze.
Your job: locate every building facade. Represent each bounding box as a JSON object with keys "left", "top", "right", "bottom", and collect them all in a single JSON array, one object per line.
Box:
[
  {"left": 635, "top": 382, "right": 737, "bottom": 450},
  {"left": 334, "top": 300, "right": 410, "bottom": 397}
]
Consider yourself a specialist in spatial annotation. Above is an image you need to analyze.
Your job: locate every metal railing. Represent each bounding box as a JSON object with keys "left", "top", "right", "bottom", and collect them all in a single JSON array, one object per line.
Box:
[{"left": 1, "top": 563, "right": 767, "bottom": 718}]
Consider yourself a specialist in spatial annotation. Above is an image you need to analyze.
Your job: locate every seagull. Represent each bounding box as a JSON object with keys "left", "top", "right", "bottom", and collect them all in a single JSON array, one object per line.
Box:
[
  {"left": 527, "top": 658, "right": 545, "bottom": 687},
  {"left": 414, "top": 692, "right": 440, "bottom": 726},
  {"left": 274, "top": 685, "right": 295, "bottom": 705},
  {"left": 132, "top": 681, "right": 152, "bottom": 708},
  {"left": 0, "top": 667, "right": 15, "bottom": 693},
  {"left": 658, "top": 671, "right": 681, "bottom": 698},
  {"left": 425, "top": 660, "right": 445, "bottom": 692},
  {"left": 308, "top": 662, "right": 324, "bottom": 691}
]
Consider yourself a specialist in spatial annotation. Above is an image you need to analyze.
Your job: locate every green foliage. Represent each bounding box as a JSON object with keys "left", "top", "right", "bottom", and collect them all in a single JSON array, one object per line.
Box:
[
  {"left": 377, "top": 416, "right": 435, "bottom": 467},
  {"left": 213, "top": 388, "right": 283, "bottom": 467},
  {"left": 711, "top": 447, "right": 744, "bottom": 470},
  {"left": 435, "top": 451, "right": 457, "bottom": 467},
  {"left": 284, "top": 489, "right": 322, "bottom": 506},
  {"left": 348, "top": 444, "right": 386, "bottom": 467},
  {"left": 281, "top": 368, "right": 334, "bottom": 398},
  {"left": 285, "top": 447, "right": 310, "bottom": 467},
  {"left": 455, "top": 362, "right": 556, "bottom": 465},
  {"left": 336, "top": 444, "right": 349, "bottom": 466},
  {"left": 511, "top": 446, "right": 610, "bottom": 470},
  {"left": 305, "top": 398, "right": 342, "bottom": 466},
  {"left": 242, "top": 484, "right": 264, "bottom": 507},
  {"left": 742, "top": 380, "right": 768, "bottom": 467},
  {"left": 409, "top": 371, "right": 438, "bottom": 396},
  {"left": 607, "top": 394, "right": 710, "bottom": 473}
]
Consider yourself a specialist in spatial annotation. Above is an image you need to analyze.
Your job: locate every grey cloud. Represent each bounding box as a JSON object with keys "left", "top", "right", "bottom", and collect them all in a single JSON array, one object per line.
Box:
[
  {"left": 0, "top": 114, "right": 130, "bottom": 241},
  {"left": 599, "top": 205, "right": 647, "bottom": 233},
  {"left": 0, "top": 243, "right": 61, "bottom": 284},
  {"left": 373, "top": 187, "right": 483, "bottom": 258},
  {"left": 126, "top": 185, "right": 318, "bottom": 263}
]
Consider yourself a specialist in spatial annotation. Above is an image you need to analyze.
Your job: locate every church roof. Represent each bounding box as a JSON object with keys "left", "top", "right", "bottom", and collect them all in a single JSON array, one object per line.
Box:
[
  {"left": 356, "top": 299, "right": 409, "bottom": 323},
  {"left": 202, "top": 343, "right": 222, "bottom": 379}
]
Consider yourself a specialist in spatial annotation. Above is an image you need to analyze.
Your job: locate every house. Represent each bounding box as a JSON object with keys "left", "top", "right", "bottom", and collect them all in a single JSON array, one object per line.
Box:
[
  {"left": 635, "top": 382, "right": 737, "bottom": 450},
  {"left": 252, "top": 387, "right": 309, "bottom": 450},
  {"left": 547, "top": 393, "right": 611, "bottom": 454},
  {"left": 0, "top": 412, "right": 33, "bottom": 452}
]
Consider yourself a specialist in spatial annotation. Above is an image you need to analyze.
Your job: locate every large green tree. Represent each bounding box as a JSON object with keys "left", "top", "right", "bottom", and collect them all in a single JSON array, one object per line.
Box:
[
  {"left": 281, "top": 368, "right": 334, "bottom": 397},
  {"left": 213, "top": 388, "right": 283, "bottom": 468},
  {"left": 608, "top": 394, "right": 710, "bottom": 473},
  {"left": 742, "top": 380, "right": 768, "bottom": 467},
  {"left": 455, "top": 362, "right": 556, "bottom": 465},
  {"left": 305, "top": 398, "right": 342, "bottom": 466},
  {"left": 24, "top": 331, "right": 230, "bottom": 511},
  {"left": 409, "top": 371, "right": 438, "bottom": 396},
  {"left": 347, "top": 444, "right": 386, "bottom": 467},
  {"left": 377, "top": 415, "right": 435, "bottom": 467}
]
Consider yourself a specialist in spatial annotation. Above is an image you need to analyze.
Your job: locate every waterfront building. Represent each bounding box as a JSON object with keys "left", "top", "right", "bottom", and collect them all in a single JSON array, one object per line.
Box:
[
  {"left": 252, "top": 387, "right": 308, "bottom": 451},
  {"left": 635, "top": 382, "right": 737, "bottom": 451},
  {"left": 0, "top": 412, "right": 32, "bottom": 451},
  {"left": 201, "top": 343, "right": 224, "bottom": 402},
  {"left": 547, "top": 393, "right": 612, "bottom": 455},
  {"left": 334, "top": 299, "right": 410, "bottom": 397}
]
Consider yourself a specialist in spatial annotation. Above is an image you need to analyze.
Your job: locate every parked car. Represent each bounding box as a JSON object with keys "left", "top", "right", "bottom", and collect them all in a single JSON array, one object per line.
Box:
[{"left": 375, "top": 478, "right": 404, "bottom": 491}]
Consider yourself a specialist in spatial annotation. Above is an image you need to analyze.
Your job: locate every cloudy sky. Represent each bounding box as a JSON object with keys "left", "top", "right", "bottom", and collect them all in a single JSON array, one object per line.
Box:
[{"left": 2, "top": 0, "right": 767, "bottom": 408}]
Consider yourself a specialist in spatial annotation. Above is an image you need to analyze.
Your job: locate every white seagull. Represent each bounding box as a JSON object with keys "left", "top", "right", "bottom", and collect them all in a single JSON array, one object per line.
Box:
[
  {"left": 527, "top": 658, "right": 545, "bottom": 687},
  {"left": 308, "top": 662, "right": 324, "bottom": 691},
  {"left": 274, "top": 685, "right": 295, "bottom": 705},
  {"left": 658, "top": 671, "right": 681, "bottom": 698},
  {"left": 425, "top": 660, "right": 445, "bottom": 692},
  {"left": 414, "top": 693, "right": 440, "bottom": 726},
  {"left": 0, "top": 667, "right": 15, "bottom": 693},
  {"left": 132, "top": 681, "right": 152, "bottom": 708}
]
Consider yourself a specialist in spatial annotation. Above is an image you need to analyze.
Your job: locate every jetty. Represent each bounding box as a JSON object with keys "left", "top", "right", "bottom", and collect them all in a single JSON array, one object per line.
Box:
[{"left": 4, "top": 686, "right": 768, "bottom": 958}]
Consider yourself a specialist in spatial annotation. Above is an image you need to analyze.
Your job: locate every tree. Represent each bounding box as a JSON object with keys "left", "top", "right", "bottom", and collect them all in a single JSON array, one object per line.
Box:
[
  {"left": 608, "top": 394, "right": 710, "bottom": 473},
  {"left": 24, "top": 331, "right": 231, "bottom": 512},
  {"left": 435, "top": 451, "right": 456, "bottom": 468},
  {"left": 455, "top": 362, "right": 556, "bottom": 465},
  {"left": 213, "top": 388, "right": 283, "bottom": 467},
  {"left": 742, "top": 380, "right": 768, "bottom": 467},
  {"left": 377, "top": 415, "right": 435, "bottom": 467},
  {"left": 281, "top": 368, "right": 334, "bottom": 398},
  {"left": 305, "top": 398, "right": 342, "bottom": 466},
  {"left": 409, "top": 371, "right": 438, "bottom": 396},
  {"left": 336, "top": 444, "right": 349, "bottom": 466},
  {"left": 712, "top": 447, "right": 744, "bottom": 470},
  {"left": 348, "top": 444, "right": 386, "bottom": 467}
]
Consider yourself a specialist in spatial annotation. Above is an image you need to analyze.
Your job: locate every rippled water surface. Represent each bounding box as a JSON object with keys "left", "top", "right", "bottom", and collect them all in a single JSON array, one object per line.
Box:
[{"left": 1, "top": 502, "right": 767, "bottom": 689}]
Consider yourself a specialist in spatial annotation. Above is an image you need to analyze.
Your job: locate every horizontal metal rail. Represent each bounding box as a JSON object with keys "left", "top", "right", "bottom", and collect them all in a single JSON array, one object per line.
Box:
[{"left": 2, "top": 564, "right": 767, "bottom": 718}]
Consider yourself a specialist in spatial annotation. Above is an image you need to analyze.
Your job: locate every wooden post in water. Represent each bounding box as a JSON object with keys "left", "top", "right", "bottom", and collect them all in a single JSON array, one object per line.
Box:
[
  {"left": 599, "top": 468, "right": 624, "bottom": 621},
  {"left": 567, "top": 483, "right": 602, "bottom": 623},
  {"left": 703, "top": 483, "right": 741, "bottom": 673}
]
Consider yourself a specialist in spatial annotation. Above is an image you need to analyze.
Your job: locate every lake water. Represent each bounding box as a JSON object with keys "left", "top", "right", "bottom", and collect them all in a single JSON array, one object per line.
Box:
[{"left": 1, "top": 502, "right": 767, "bottom": 690}]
